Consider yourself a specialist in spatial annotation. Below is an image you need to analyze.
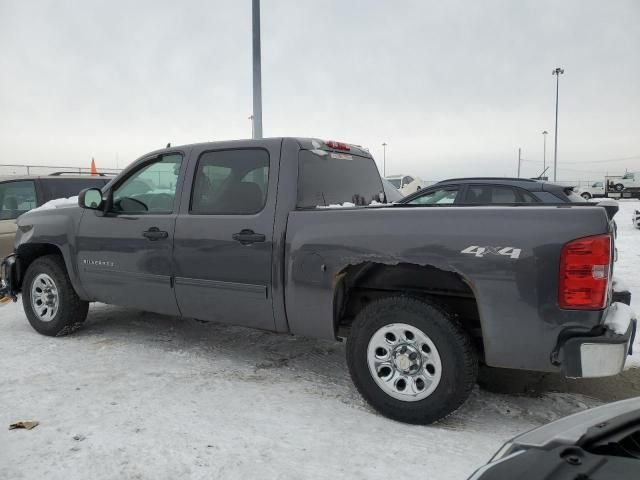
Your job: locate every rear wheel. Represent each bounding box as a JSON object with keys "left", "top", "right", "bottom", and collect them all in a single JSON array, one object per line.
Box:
[
  {"left": 347, "top": 296, "right": 478, "bottom": 424},
  {"left": 581, "top": 192, "right": 591, "bottom": 200},
  {"left": 22, "top": 255, "right": 89, "bottom": 336},
  {"left": 614, "top": 183, "right": 625, "bottom": 192}
]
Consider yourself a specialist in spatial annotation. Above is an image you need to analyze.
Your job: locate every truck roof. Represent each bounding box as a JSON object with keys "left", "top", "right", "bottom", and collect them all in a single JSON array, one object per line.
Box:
[{"left": 155, "top": 137, "right": 374, "bottom": 158}]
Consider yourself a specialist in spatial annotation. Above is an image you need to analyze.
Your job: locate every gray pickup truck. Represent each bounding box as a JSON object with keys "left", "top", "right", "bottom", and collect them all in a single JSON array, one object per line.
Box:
[{"left": 0, "top": 138, "right": 635, "bottom": 424}]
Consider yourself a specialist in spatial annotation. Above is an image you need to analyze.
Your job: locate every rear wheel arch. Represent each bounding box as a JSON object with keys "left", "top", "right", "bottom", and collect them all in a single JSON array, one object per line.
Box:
[{"left": 333, "top": 262, "right": 484, "bottom": 356}]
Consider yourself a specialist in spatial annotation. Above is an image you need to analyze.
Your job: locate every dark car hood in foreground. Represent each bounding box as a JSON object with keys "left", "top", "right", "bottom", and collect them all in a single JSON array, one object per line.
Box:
[{"left": 470, "top": 396, "right": 640, "bottom": 479}]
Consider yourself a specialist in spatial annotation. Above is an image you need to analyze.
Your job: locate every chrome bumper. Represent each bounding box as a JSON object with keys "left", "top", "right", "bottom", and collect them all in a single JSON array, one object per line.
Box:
[{"left": 561, "top": 300, "right": 637, "bottom": 378}]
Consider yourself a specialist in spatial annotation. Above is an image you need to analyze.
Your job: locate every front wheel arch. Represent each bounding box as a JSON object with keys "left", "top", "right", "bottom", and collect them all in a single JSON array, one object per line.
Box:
[{"left": 14, "top": 244, "right": 87, "bottom": 300}]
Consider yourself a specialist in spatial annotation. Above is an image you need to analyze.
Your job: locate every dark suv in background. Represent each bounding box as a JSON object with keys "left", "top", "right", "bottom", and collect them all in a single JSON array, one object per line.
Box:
[
  {"left": 0, "top": 174, "right": 111, "bottom": 257},
  {"left": 399, "top": 177, "right": 586, "bottom": 205}
]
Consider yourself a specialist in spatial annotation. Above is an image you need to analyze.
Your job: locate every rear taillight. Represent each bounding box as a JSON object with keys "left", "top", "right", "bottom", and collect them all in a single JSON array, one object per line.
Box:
[
  {"left": 559, "top": 234, "right": 611, "bottom": 310},
  {"left": 325, "top": 140, "right": 350, "bottom": 151}
]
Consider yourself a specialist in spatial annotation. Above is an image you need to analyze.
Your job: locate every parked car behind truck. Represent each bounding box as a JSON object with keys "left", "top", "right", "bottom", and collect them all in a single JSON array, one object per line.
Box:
[
  {"left": 0, "top": 138, "right": 635, "bottom": 424},
  {"left": 400, "top": 177, "right": 586, "bottom": 205},
  {"left": 0, "top": 174, "right": 110, "bottom": 258}
]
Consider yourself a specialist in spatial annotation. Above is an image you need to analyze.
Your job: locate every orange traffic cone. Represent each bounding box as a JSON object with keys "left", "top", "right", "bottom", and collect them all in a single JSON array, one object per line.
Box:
[{"left": 90, "top": 158, "right": 98, "bottom": 176}]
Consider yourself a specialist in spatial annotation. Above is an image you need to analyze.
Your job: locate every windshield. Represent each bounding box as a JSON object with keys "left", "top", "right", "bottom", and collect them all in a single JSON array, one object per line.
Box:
[{"left": 297, "top": 150, "right": 384, "bottom": 207}]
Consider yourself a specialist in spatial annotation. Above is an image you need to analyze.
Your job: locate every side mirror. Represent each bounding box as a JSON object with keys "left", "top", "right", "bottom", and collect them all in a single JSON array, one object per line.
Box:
[{"left": 78, "top": 188, "right": 104, "bottom": 210}]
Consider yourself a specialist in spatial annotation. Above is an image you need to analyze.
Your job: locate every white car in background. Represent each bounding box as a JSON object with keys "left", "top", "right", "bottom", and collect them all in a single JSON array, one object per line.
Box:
[
  {"left": 385, "top": 174, "right": 423, "bottom": 196},
  {"left": 578, "top": 181, "right": 606, "bottom": 200}
]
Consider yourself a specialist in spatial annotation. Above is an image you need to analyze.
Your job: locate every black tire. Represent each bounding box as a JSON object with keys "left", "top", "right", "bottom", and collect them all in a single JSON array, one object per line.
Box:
[
  {"left": 614, "top": 183, "right": 625, "bottom": 192},
  {"left": 581, "top": 192, "right": 591, "bottom": 200},
  {"left": 22, "top": 255, "right": 89, "bottom": 336},
  {"left": 346, "top": 296, "right": 477, "bottom": 424}
]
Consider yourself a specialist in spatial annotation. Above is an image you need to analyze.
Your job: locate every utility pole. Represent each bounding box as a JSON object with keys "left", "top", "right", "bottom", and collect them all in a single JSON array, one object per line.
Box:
[
  {"left": 542, "top": 131, "right": 548, "bottom": 175},
  {"left": 248, "top": 114, "right": 254, "bottom": 138},
  {"left": 552, "top": 67, "right": 564, "bottom": 181},
  {"left": 517, "top": 147, "right": 522, "bottom": 178},
  {"left": 251, "top": 0, "right": 263, "bottom": 139},
  {"left": 382, "top": 142, "right": 387, "bottom": 177}
]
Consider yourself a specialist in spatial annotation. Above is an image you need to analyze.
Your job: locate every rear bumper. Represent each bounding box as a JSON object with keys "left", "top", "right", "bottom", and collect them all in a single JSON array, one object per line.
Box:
[{"left": 561, "top": 299, "right": 637, "bottom": 378}]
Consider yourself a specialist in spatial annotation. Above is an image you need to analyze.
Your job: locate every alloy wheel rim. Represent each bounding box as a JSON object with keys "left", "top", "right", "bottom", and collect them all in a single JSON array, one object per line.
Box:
[
  {"left": 366, "top": 323, "right": 442, "bottom": 402},
  {"left": 30, "top": 273, "right": 59, "bottom": 322}
]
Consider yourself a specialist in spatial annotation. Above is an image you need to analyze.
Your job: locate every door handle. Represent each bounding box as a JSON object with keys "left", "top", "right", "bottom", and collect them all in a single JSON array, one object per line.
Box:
[
  {"left": 142, "top": 227, "right": 168, "bottom": 241},
  {"left": 232, "top": 229, "right": 266, "bottom": 245}
]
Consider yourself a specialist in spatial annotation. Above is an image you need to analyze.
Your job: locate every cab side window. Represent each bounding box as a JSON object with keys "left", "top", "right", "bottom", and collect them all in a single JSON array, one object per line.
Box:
[
  {"left": 191, "top": 149, "right": 269, "bottom": 215},
  {"left": 112, "top": 154, "right": 182, "bottom": 213},
  {"left": 0, "top": 181, "right": 37, "bottom": 220}
]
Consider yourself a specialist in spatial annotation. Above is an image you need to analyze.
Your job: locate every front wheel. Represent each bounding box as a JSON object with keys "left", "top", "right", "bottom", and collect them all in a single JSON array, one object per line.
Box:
[
  {"left": 614, "top": 183, "right": 625, "bottom": 192},
  {"left": 23, "top": 255, "right": 89, "bottom": 336},
  {"left": 347, "top": 296, "right": 477, "bottom": 424},
  {"left": 581, "top": 192, "right": 591, "bottom": 200}
]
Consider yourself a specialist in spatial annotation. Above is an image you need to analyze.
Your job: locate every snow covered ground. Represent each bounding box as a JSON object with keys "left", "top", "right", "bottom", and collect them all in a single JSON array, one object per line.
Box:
[{"left": 1, "top": 200, "right": 639, "bottom": 480}]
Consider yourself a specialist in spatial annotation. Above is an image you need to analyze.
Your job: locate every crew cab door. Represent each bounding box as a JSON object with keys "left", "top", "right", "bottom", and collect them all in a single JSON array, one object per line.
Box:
[
  {"left": 172, "top": 140, "right": 280, "bottom": 330},
  {"left": 76, "top": 152, "right": 185, "bottom": 315}
]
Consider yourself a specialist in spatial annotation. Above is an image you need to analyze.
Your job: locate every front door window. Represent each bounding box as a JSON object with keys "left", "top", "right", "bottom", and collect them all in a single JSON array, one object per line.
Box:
[{"left": 112, "top": 154, "right": 182, "bottom": 213}]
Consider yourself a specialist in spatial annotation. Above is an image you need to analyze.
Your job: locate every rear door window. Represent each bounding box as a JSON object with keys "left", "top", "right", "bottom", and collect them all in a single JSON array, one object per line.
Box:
[
  {"left": 0, "top": 180, "right": 37, "bottom": 219},
  {"left": 191, "top": 149, "right": 269, "bottom": 215}
]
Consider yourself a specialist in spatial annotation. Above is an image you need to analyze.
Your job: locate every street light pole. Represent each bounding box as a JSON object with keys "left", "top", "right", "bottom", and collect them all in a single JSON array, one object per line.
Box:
[
  {"left": 251, "top": 0, "right": 263, "bottom": 139},
  {"left": 552, "top": 67, "right": 564, "bottom": 181},
  {"left": 382, "top": 142, "right": 387, "bottom": 177},
  {"left": 517, "top": 147, "right": 521, "bottom": 178},
  {"left": 542, "top": 130, "right": 548, "bottom": 175}
]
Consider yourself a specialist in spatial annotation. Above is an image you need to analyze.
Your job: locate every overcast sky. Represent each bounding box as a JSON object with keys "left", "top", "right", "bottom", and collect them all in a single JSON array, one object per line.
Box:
[{"left": 1, "top": 0, "right": 639, "bottom": 181}]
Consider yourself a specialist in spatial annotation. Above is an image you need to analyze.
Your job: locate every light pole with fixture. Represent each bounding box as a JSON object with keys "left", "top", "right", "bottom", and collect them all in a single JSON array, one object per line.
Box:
[
  {"left": 251, "top": 0, "right": 263, "bottom": 139},
  {"left": 552, "top": 67, "right": 564, "bottom": 181}
]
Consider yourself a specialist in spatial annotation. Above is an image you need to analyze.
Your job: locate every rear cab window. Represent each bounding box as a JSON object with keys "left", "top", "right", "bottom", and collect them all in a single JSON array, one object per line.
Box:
[{"left": 297, "top": 150, "right": 384, "bottom": 208}]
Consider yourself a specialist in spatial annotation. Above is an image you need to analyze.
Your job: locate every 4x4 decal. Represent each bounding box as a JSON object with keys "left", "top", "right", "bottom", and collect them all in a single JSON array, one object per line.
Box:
[{"left": 460, "top": 246, "right": 522, "bottom": 259}]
